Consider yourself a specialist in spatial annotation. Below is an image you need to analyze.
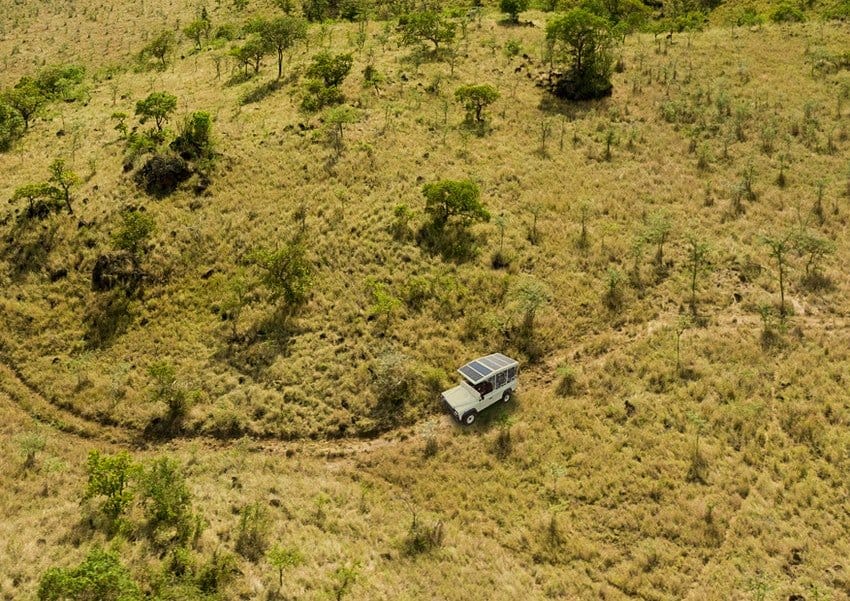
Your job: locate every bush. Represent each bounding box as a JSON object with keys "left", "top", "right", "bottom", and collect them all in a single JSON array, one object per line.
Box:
[
  {"left": 170, "top": 111, "right": 213, "bottom": 161},
  {"left": 134, "top": 153, "right": 192, "bottom": 197},
  {"left": 83, "top": 450, "right": 138, "bottom": 527},
  {"left": 38, "top": 548, "right": 141, "bottom": 601},
  {"left": 301, "top": 52, "right": 353, "bottom": 111},
  {"left": 403, "top": 519, "right": 444, "bottom": 556},
  {"left": 112, "top": 210, "right": 155, "bottom": 257},
  {"left": 500, "top": 0, "right": 529, "bottom": 23},
  {"left": 147, "top": 362, "right": 194, "bottom": 436},
  {"left": 0, "top": 101, "right": 25, "bottom": 151},
  {"left": 196, "top": 551, "right": 238, "bottom": 594},
  {"left": 139, "top": 457, "right": 197, "bottom": 546},
  {"left": 770, "top": 2, "right": 806, "bottom": 22},
  {"left": 235, "top": 502, "right": 270, "bottom": 562}
]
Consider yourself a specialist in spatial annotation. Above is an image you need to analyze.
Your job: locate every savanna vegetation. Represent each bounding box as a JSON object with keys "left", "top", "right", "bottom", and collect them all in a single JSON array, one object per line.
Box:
[{"left": 2, "top": 0, "right": 850, "bottom": 598}]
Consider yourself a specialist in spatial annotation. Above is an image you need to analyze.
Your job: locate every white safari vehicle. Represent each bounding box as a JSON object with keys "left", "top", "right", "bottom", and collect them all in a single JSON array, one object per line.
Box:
[{"left": 442, "top": 353, "right": 519, "bottom": 425}]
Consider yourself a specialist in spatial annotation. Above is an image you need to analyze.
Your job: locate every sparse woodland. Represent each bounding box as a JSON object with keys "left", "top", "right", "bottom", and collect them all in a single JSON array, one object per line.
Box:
[{"left": 2, "top": 0, "right": 850, "bottom": 598}]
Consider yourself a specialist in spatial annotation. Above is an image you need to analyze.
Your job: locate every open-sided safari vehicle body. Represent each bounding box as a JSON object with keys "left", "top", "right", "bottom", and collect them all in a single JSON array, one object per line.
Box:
[{"left": 442, "top": 353, "right": 519, "bottom": 425}]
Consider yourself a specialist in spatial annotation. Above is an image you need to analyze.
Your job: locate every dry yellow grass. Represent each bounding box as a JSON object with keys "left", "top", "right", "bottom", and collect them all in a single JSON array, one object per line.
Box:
[{"left": 2, "top": 2, "right": 850, "bottom": 599}]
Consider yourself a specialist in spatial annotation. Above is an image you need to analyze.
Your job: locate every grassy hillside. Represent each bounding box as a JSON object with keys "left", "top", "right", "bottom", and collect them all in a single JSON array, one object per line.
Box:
[{"left": 2, "top": 0, "right": 850, "bottom": 599}]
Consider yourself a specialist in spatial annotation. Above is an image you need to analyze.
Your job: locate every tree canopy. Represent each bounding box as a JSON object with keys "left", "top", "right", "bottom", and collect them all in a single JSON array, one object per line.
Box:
[
  {"left": 546, "top": 9, "right": 615, "bottom": 100},
  {"left": 422, "top": 179, "right": 490, "bottom": 227}
]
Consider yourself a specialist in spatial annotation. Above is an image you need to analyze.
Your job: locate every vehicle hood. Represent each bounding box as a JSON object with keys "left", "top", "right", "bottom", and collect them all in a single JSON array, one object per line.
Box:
[{"left": 441, "top": 384, "right": 479, "bottom": 413}]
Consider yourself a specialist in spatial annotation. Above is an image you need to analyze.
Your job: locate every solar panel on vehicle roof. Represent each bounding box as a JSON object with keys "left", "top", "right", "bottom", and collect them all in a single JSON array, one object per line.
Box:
[
  {"left": 468, "top": 361, "right": 492, "bottom": 377},
  {"left": 459, "top": 365, "right": 485, "bottom": 381}
]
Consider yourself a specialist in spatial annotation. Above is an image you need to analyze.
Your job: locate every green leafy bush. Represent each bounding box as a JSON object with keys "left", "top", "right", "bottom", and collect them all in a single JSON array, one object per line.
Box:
[{"left": 38, "top": 548, "right": 141, "bottom": 601}]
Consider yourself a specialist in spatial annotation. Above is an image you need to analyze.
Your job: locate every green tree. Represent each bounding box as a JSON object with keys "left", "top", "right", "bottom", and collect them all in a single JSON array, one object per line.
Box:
[
  {"left": 795, "top": 229, "right": 835, "bottom": 289},
  {"left": 0, "top": 101, "right": 25, "bottom": 150},
  {"left": 399, "top": 11, "right": 457, "bottom": 51},
  {"left": 762, "top": 231, "right": 794, "bottom": 318},
  {"left": 266, "top": 545, "right": 304, "bottom": 588},
  {"left": 644, "top": 210, "right": 672, "bottom": 273},
  {"left": 135, "top": 92, "right": 177, "bottom": 131},
  {"left": 83, "top": 450, "right": 138, "bottom": 525},
  {"left": 139, "top": 457, "right": 196, "bottom": 545},
  {"left": 38, "top": 548, "right": 142, "bottom": 601},
  {"left": 230, "top": 35, "right": 269, "bottom": 75},
  {"left": 422, "top": 179, "right": 490, "bottom": 228},
  {"left": 500, "top": 0, "right": 529, "bottom": 23},
  {"left": 147, "top": 362, "right": 194, "bottom": 435},
  {"left": 141, "top": 30, "right": 177, "bottom": 69},
  {"left": 5, "top": 79, "right": 47, "bottom": 130},
  {"left": 546, "top": 9, "right": 615, "bottom": 100},
  {"left": 685, "top": 236, "right": 710, "bottom": 315},
  {"left": 259, "top": 16, "right": 308, "bottom": 79},
  {"left": 48, "top": 158, "right": 79, "bottom": 214},
  {"left": 171, "top": 111, "right": 214, "bottom": 160},
  {"left": 454, "top": 84, "right": 499, "bottom": 124},
  {"left": 11, "top": 182, "right": 63, "bottom": 221},
  {"left": 307, "top": 51, "right": 353, "bottom": 88},
  {"left": 16, "top": 430, "right": 46, "bottom": 470},
  {"left": 112, "top": 210, "right": 155, "bottom": 257},
  {"left": 302, "top": 52, "right": 353, "bottom": 111},
  {"left": 34, "top": 64, "right": 86, "bottom": 100},
  {"left": 323, "top": 104, "right": 360, "bottom": 157},
  {"left": 183, "top": 17, "right": 212, "bottom": 50},
  {"left": 252, "top": 241, "right": 313, "bottom": 322}
]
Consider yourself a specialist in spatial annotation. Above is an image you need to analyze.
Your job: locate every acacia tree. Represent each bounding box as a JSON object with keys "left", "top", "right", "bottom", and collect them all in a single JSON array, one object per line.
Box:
[
  {"left": 11, "top": 183, "right": 62, "bottom": 221},
  {"left": 4, "top": 79, "right": 46, "bottom": 130},
  {"left": 546, "top": 9, "right": 615, "bottom": 100},
  {"left": 184, "top": 19, "right": 210, "bottom": 50},
  {"left": 422, "top": 179, "right": 490, "bottom": 228},
  {"left": 454, "top": 84, "right": 499, "bottom": 124},
  {"left": 141, "top": 30, "right": 177, "bottom": 69},
  {"left": 323, "top": 104, "right": 360, "bottom": 157},
  {"left": 48, "top": 158, "right": 79, "bottom": 214},
  {"left": 259, "top": 16, "right": 308, "bottom": 79},
  {"left": 399, "top": 11, "right": 456, "bottom": 52},
  {"left": 230, "top": 36, "right": 269, "bottom": 75},
  {"left": 135, "top": 92, "right": 177, "bottom": 131},
  {"left": 251, "top": 241, "right": 313, "bottom": 326},
  {"left": 762, "top": 231, "right": 794, "bottom": 318}
]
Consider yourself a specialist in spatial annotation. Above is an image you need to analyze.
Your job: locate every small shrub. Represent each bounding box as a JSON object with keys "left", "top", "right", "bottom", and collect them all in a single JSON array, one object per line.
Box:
[
  {"left": 403, "top": 519, "right": 444, "bottom": 556},
  {"left": 83, "top": 450, "right": 138, "bottom": 527},
  {"left": 235, "top": 502, "right": 270, "bottom": 562},
  {"left": 140, "top": 457, "right": 197, "bottom": 546},
  {"left": 770, "top": 3, "right": 805, "bottom": 22},
  {"left": 0, "top": 101, "right": 25, "bottom": 151},
  {"left": 555, "top": 364, "right": 577, "bottom": 396},
  {"left": 38, "top": 548, "right": 141, "bottom": 601},
  {"left": 196, "top": 551, "right": 238, "bottom": 594},
  {"left": 16, "top": 430, "right": 46, "bottom": 470},
  {"left": 170, "top": 111, "right": 213, "bottom": 161}
]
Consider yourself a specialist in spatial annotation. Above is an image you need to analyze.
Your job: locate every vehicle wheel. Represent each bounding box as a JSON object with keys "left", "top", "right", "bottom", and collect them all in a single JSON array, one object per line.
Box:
[
  {"left": 502, "top": 390, "right": 512, "bottom": 403},
  {"left": 462, "top": 411, "right": 477, "bottom": 425}
]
